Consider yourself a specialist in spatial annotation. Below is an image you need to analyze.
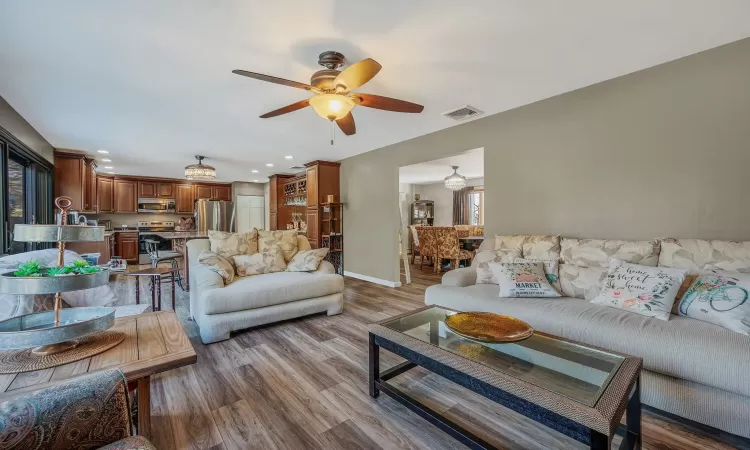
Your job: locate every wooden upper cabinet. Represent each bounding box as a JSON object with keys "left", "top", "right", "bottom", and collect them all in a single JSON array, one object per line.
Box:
[
  {"left": 175, "top": 183, "right": 195, "bottom": 214},
  {"left": 213, "top": 185, "right": 231, "bottom": 201},
  {"left": 305, "top": 166, "right": 319, "bottom": 208},
  {"left": 195, "top": 185, "right": 213, "bottom": 200},
  {"left": 138, "top": 181, "right": 157, "bottom": 198},
  {"left": 113, "top": 180, "right": 137, "bottom": 213},
  {"left": 157, "top": 182, "right": 174, "bottom": 198},
  {"left": 82, "top": 158, "right": 97, "bottom": 213},
  {"left": 54, "top": 152, "right": 86, "bottom": 211},
  {"left": 97, "top": 177, "right": 114, "bottom": 213}
]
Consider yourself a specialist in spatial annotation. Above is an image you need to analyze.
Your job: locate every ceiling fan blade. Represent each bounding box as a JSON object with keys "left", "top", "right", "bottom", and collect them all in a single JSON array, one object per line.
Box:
[
  {"left": 336, "top": 112, "right": 356, "bottom": 136},
  {"left": 352, "top": 94, "right": 424, "bottom": 113},
  {"left": 333, "top": 58, "right": 382, "bottom": 92},
  {"left": 232, "top": 70, "right": 313, "bottom": 90},
  {"left": 259, "top": 99, "right": 310, "bottom": 118}
]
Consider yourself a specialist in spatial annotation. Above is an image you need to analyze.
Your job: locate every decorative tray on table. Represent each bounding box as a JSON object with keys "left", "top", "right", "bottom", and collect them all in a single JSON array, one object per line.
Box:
[{"left": 0, "top": 197, "right": 124, "bottom": 370}]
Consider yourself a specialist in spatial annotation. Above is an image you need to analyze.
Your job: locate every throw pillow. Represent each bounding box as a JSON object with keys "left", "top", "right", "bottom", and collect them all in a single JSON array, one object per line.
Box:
[
  {"left": 489, "top": 262, "right": 561, "bottom": 298},
  {"left": 258, "top": 230, "right": 298, "bottom": 262},
  {"left": 208, "top": 229, "right": 258, "bottom": 258},
  {"left": 197, "top": 250, "right": 235, "bottom": 284},
  {"left": 233, "top": 249, "right": 287, "bottom": 276},
  {"left": 590, "top": 259, "right": 687, "bottom": 320},
  {"left": 514, "top": 258, "right": 561, "bottom": 294},
  {"left": 287, "top": 248, "right": 330, "bottom": 272},
  {"left": 475, "top": 249, "right": 522, "bottom": 284},
  {"left": 677, "top": 269, "right": 750, "bottom": 335}
]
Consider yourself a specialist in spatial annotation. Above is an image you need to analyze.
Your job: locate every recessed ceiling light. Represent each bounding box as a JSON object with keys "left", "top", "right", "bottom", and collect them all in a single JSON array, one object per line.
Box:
[
  {"left": 251, "top": 169, "right": 259, "bottom": 173},
  {"left": 97, "top": 150, "right": 109, "bottom": 154},
  {"left": 253, "top": 179, "right": 259, "bottom": 182},
  {"left": 106, "top": 171, "right": 114, "bottom": 174},
  {"left": 284, "top": 156, "right": 293, "bottom": 160},
  {"left": 104, "top": 166, "right": 113, "bottom": 169},
  {"left": 265, "top": 163, "right": 274, "bottom": 167},
  {"left": 101, "top": 158, "right": 111, "bottom": 162}
]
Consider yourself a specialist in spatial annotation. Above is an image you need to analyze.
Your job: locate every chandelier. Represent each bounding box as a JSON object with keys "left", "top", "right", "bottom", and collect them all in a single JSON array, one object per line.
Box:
[
  {"left": 444, "top": 166, "right": 467, "bottom": 191},
  {"left": 184, "top": 155, "right": 216, "bottom": 180}
]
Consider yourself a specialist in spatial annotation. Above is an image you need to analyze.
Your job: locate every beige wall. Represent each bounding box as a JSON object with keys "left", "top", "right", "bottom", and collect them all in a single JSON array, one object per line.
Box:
[
  {"left": 0, "top": 95, "right": 54, "bottom": 162},
  {"left": 341, "top": 38, "right": 750, "bottom": 283}
]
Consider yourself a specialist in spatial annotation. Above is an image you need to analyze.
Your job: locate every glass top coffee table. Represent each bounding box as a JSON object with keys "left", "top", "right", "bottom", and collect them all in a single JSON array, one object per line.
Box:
[{"left": 369, "top": 306, "right": 642, "bottom": 449}]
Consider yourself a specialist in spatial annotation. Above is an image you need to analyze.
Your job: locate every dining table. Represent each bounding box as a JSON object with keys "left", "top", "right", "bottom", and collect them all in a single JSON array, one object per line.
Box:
[{"left": 458, "top": 235, "right": 484, "bottom": 250}]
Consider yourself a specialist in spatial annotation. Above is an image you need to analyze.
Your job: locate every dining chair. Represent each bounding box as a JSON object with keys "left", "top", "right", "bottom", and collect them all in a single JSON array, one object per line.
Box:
[
  {"left": 415, "top": 226, "right": 436, "bottom": 271},
  {"left": 433, "top": 226, "right": 475, "bottom": 272},
  {"left": 454, "top": 225, "right": 471, "bottom": 238},
  {"left": 145, "top": 239, "right": 183, "bottom": 289},
  {"left": 409, "top": 225, "right": 421, "bottom": 264}
]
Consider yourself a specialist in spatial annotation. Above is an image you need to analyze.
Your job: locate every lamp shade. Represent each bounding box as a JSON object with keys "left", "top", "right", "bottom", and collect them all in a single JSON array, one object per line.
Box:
[
  {"left": 185, "top": 155, "right": 216, "bottom": 180},
  {"left": 308, "top": 94, "right": 355, "bottom": 120},
  {"left": 444, "top": 166, "right": 467, "bottom": 191}
]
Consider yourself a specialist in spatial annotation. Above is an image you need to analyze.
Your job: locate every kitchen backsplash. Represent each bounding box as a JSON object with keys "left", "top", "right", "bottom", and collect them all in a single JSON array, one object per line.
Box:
[{"left": 90, "top": 213, "right": 193, "bottom": 228}]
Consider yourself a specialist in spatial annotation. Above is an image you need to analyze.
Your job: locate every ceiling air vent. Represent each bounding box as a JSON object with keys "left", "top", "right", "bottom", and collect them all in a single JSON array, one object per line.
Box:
[
  {"left": 289, "top": 165, "right": 305, "bottom": 170},
  {"left": 442, "top": 105, "right": 483, "bottom": 121}
]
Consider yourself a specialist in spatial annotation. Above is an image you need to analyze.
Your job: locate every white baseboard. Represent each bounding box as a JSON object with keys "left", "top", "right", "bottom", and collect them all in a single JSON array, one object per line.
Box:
[{"left": 344, "top": 271, "right": 402, "bottom": 288}]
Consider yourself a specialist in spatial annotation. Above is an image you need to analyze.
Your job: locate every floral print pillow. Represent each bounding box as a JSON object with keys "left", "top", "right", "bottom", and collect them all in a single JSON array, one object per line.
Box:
[
  {"left": 475, "top": 249, "right": 522, "bottom": 284},
  {"left": 591, "top": 259, "right": 686, "bottom": 320},
  {"left": 514, "top": 258, "right": 561, "bottom": 294},
  {"left": 676, "top": 269, "right": 750, "bottom": 335},
  {"left": 197, "top": 250, "right": 235, "bottom": 284},
  {"left": 258, "top": 230, "right": 298, "bottom": 262},
  {"left": 286, "top": 248, "right": 329, "bottom": 272},
  {"left": 233, "top": 249, "right": 287, "bottom": 277},
  {"left": 208, "top": 229, "right": 258, "bottom": 258},
  {"left": 489, "top": 262, "right": 561, "bottom": 298}
]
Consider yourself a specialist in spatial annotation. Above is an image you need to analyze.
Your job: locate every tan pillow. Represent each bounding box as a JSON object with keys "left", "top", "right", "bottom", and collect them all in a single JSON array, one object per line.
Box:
[
  {"left": 233, "top": 249, "right": 286, "bottom": 276},
  {"left": 258, "top": 230, "right": 298, "bottom": 262},
  {"left": 197, "top": 250, "right": 235, "bottom": 284},
  {"left": 287, "top": 248, "right": 329, "bottom": 272},
  {"left": 208, "top": 229, "right": 258, "bottom": 258}
]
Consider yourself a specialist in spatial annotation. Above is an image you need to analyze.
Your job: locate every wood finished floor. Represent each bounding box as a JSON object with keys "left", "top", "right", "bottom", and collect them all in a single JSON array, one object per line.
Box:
[{"left": 146, "top": 262, "right": 740, "bottom": 450}]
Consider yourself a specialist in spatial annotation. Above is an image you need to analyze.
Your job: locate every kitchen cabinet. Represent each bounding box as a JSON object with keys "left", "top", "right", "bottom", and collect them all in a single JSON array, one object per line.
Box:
[
  {"left": 54, "top": 150, "right": 97, "bottom": 213},
  {"left": 306, "top": 209, "right": 319, "bottom": 248},
  {"left": 305, "top": 166, "right": 318, "bottom": 209},
  {"left": 157, "top": 182, "right": 174, "bottom": 198},
  {"left": 195, "top": 185, "right": 213, "bottom": 200},
  {"left": 97, "top": 177, "right": 114, "bottom": 213},
  {"left": 303, "top": 161, "right": 340, "bottom": 249},
  {"left": 175, "top": 183, "right": 195, "bottom": 214},
  {"left": 114, "top": 180, "right": 137, "bottom": 213},
  {"left": 115, "top": 232, "right": 139, "bottom": 264},
  {"left": 138, "top": 181, "right": 174, "bottom": 198},
  {"left": 65, "top": 233, "right": 114, "bottom": 264}
]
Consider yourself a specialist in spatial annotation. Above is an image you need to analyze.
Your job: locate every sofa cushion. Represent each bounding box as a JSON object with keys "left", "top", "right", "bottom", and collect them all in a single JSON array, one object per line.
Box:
[
  {"left": 258, "top": 230, "right": 299, "bottom": 262},
  {"left": 521, "top": 235, "right": 561, "bottom": 261},
  {"left": 491, "top": 261, "right": 560, "bottom": 298},
  {"left": 287, "top": 248, "right": 329, "bottom": 272},
  {"left": 197, "top": 250, "right": 234, "bottom": 284},
  {"left": 201, "top": 272, "right": 344, "bottom": 315},
  {"left": 559, "top": 264, "right": 609, "bottom": 300},
  {"left": 208, "top": 229, "right": 258, "bottom": 259},
  {"left": 677, "top": 269, "right": 750, "bottom": 335},
  {"left": 424, "top": 284, "right": 750, "bottom": 397},
  {"left": 474, "top": 250, "right": 521, "bottom": 284},
  {"left": 233, "top": 249, "right": 286, "bottom": 277},
  {"left": 659, "top": 238, "right": 750, "bottom": 275},
  {"left": 561, "top": 238, "right": 660, "bottom": 268}
]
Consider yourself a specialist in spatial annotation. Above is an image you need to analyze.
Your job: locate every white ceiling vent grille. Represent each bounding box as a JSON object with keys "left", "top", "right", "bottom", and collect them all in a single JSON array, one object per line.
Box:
[
  {"left": 289, "top": 165, "right": 305, "bottom": 170},
  {"left": 442, "top": 105, "right": 483, "bottom": 121}
]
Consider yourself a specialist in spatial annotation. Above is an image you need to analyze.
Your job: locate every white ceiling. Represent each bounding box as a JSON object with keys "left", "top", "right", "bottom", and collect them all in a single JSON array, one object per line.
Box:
[
  {"left": 400, "top": 148, "right": 483, "bottom": 185},
  {"left": 1, "top": 1, "right": 749, "bottom": 182}
]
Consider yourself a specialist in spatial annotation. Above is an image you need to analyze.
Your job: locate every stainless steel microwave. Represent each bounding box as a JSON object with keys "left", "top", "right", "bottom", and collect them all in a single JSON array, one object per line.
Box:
[{"left": 137, "top": 198, "right": 176, "bottom": 213}]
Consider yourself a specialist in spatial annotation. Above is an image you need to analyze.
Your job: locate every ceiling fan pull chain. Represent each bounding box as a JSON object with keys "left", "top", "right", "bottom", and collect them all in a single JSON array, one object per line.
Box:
[{"left": 330, "top": 119, "right": 335, "bottom": 146}]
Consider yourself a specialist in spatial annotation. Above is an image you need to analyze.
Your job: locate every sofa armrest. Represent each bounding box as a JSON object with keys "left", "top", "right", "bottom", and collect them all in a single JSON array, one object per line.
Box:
[
  {"left": 441, "top": 266, "right": 477, "bottom": 287},
  {"left": 189, "top": 264, "right": 225, "bottom": 319},
  {"left": 315, "top": 260, "right": 336, "bottom": 275}
]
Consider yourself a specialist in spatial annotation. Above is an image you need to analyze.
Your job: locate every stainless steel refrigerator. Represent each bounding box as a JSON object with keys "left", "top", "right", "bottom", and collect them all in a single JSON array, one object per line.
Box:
[{"left": 194, "top": 199, "right": 235, "bottom": 232}]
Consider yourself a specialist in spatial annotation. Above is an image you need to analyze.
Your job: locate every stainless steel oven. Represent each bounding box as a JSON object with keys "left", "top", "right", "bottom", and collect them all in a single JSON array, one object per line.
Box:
[{"left": 137, "top": 198, "right": 175, "bottom": 213}]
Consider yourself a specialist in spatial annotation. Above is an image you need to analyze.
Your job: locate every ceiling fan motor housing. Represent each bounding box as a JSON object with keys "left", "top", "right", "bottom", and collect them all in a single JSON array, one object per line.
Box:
[{"left": 311, "top": 69, "right": 341, "bottom": 91}]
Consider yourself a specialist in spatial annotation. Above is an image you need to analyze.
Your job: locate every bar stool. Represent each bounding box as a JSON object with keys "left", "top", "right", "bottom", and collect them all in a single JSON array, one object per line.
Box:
[{"left": 144, "top": 239, "right": 183, "bottom": 289}]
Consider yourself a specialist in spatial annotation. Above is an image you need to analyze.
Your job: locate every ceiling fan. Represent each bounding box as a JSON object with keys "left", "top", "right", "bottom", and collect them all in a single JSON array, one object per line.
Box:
[{"left": 232, "top": 51, "right": 424, "bottom": 143}]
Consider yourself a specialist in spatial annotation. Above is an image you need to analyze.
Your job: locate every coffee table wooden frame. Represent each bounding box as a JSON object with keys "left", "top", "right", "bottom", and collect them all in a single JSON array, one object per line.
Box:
[{"left": 369, "top": 305, "right": 642, "bottom": 449}]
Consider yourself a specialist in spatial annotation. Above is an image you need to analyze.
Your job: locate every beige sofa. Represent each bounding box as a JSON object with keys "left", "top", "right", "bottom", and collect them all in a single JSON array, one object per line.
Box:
[
  {"left": 188, "top": 235, "right": 344, "bottom": 344},
  {"left": 425, "top": 236, "right": 750, "bottom": 439}
]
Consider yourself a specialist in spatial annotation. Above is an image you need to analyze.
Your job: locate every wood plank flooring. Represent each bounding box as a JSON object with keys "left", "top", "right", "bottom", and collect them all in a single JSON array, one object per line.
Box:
[{"left": 133, "top": 264, "right": 750, "bottom": 448}]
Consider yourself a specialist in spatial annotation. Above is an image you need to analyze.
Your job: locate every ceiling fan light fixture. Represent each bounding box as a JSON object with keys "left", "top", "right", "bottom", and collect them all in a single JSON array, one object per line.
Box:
[
  {"left": 444, "top": 166, "right": 467, "bottom": 191},
  {"left": 185, "top": 155, "right": 216, "bottom": 180},
  {"left": 308, "top": 94, "right": 355, "bottom": 120}
]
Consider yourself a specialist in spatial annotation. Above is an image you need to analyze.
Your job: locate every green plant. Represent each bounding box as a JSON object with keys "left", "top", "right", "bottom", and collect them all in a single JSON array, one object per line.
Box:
[
  {"left": 46, "top": 266, "right": 74, "bottom": 276},
  {"left": 13, "top": 260, "right": 44, "bottom": 277},
  {"left": 72, "top": 260, "right": 90, "bottom": 269},
  {"left": 74, "top": 266, "right": 101, "bottom": 275}
]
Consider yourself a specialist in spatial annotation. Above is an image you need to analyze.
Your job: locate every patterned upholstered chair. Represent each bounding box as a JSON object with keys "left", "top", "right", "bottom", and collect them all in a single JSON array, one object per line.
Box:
[
  {"left": 469, "top": 225, "right": 484, "bottom": 237},
  {"left": 415, "top": 226, "right": 436, "bottom": 271},
  {"left": 0, "top": 369, "right": 155, "bottom": 450},
  {"left": 409, "top": 225, "right": 422, "bottom": 264},
  {"left": 433, "top": 226, "right": 475, "bottom": 272}
]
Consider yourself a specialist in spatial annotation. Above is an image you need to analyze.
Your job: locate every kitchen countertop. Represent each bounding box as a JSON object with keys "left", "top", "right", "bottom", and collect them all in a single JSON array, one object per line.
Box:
[{"left": 151, "top": 232, "right": 208, "bottom": 239}]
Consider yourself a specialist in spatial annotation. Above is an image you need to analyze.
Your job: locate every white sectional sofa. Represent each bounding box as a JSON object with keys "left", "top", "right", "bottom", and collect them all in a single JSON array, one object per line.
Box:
[
  {"left": 425, "top": 236, "right": 750, "bottom": 439},
  {"left": 188, "top": 235, "right": 344, "bottom": 344}
]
